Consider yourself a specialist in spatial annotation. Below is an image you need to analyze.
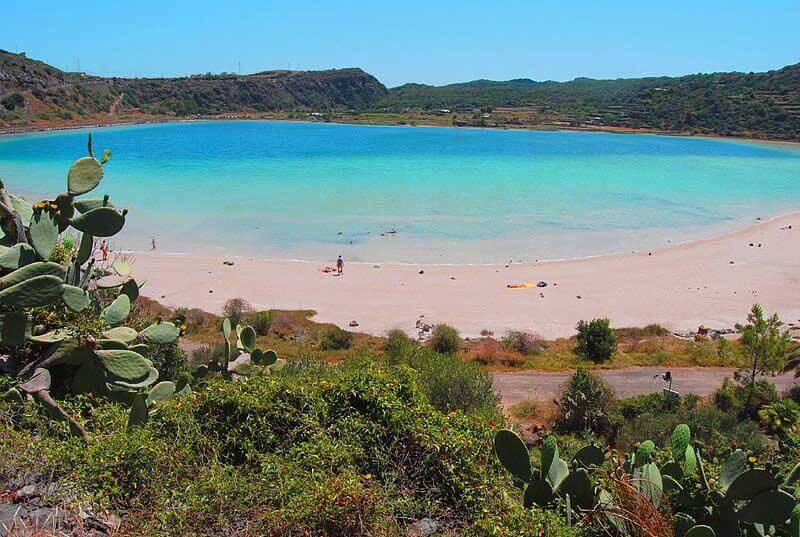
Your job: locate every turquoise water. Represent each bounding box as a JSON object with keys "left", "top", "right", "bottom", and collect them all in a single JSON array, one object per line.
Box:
[{"left": 1, "top": 121, "right": 799, "bottom": 263}]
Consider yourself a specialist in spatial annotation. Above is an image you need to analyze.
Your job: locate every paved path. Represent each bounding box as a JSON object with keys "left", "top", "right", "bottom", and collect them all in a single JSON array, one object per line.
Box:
[{"left": 493, "top": 367, "right": 797, "bottom": 407}]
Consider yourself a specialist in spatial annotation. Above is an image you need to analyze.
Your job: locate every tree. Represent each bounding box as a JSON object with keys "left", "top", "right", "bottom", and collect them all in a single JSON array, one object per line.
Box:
[
  {"left": 736, "top": 304, "right": 792, "bottom": 419},
  {"left": 575, "top": 318, "right": 617, "bottom": 363}
]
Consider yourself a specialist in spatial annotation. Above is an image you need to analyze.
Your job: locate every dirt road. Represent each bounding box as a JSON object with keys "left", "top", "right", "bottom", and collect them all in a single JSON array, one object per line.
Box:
[{"left": 493, "top": 367, "right": 797, "bottom": 407}]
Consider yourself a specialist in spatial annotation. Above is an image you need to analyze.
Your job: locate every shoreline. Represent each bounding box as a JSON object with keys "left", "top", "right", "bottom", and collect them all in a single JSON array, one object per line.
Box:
[
  {"left": 133, "top": 212, "right": 800, "bottom": 339},
  {"left": 2, "top": 115, "right": 799, "bottom": 148}
]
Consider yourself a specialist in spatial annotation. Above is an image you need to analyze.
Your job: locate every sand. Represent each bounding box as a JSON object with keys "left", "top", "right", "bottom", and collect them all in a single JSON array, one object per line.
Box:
[{"left": 132, "top": 213, "right": 800, "bottom": 339}]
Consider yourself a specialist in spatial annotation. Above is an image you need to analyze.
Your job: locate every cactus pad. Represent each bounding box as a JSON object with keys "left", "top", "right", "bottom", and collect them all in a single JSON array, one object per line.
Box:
[
  {"left": 62, "top": 284, "right": 90, "bottom": 312},
  {"left": 725, "top": 469, "right": 778, "bottom": 503},
  {"left": 68, "top": 156, "right": 104, "bottom": 195},
  {"left": 100, "top": 293, "right": 131, "bottom": 325},
  {"left": 96, "top": 349, "right": 151, "bottom": 382},
  {"left": 70, "top": 206, "right": 125, "bottom": 237},
  {"left": 102, "top": 326, "right": 139, "bottom": 343},
  {"left": 120, "top": 278, "right": 140, "bottom": 302},
  {"left": 684, "top": 526, "right": 715, "bottom": 537},
  {"left": 127, "top": 394, "right": 149, "bottom": 428},
  {"left": 684, "top": 444, "right": 697, "bottom": 476},
  {"left": 76, "top": 233, "right": 93, "bottom": 265},
  {"left": 720, "top": 449, "right": 748, "bottom": 491},
  {"left": 263, "top": 349, "right": 278, "bottom": 366},
  {"left": 0, "top": 311, "right": 28, "bottom": 347},
  {"left": 1, "top": 262, "right": 65, "bottom": 290},
  {"left": 74, "top": 197, "right": 114, "bottom": 214},
  {"left": 239, "top": 326, "right": 257, "bottom": 352},
  {"left": 19, "top": 367, "right": 51, "bottom": 393},
  {"left": 635, "top": 462, "right": 663, "bottom": 508},
  {"left": 671, "top": 424, "right": 691, "bottom": 461},
  {"left": 112, "top": 258, "right": 133, "bottom": 277},
  {"left": 229, "top": 361, "right": 255, "bottom": 375},
  {"left": 738, "top": 489, "right": 796, "bottom": 525},
  {"left": 573, "top": 444, "right": 604, "bottom": 468},
  {"left": 29, "top": 209, "right": 59, "bottom": 260},
  {"left": 557, "top": 468, "right": 594, "bottom": 508},
  {"left": 95, "top": 275, "right": 130, "bottom": 288},
  {"left": 141, "top": 321, "right": 180, "bottom": 344},
  {"left": 28, "top": 329, "right": 70, "bottom": 345},
  {"left": 0, "top": 275, "right": 64, "bottom": 307},
  {"left": 547, "top": 456, "right": 569, "bottom": 491},
  {"left": 109, "top": 366, "right": 159, "bottom": 389},
  {"left": 635, "top": 440, "right": 656, "bottom": 466},
  {"left": 0, "top": 243, "right": 38, "bottom": 270},
  {"left": 146, "top": 381, "right": 176, "bottom": 406},
  {"left": 523, "top": 478, "right": 553, "bottom": 508},
  {"left": 72, "top": 361, "right": 107, "bottom": 394},
  {"left": 540, "top": 435, "right": 559, "bottom": 477},
  {"left": 494, "top": 429, "right": 533, "bottom": 482}
]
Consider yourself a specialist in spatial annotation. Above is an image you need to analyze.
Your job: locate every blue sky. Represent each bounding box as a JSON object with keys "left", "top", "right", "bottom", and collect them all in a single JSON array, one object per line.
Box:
[{"left": 4, "top": 0, "right": 799, "bottom": 87}]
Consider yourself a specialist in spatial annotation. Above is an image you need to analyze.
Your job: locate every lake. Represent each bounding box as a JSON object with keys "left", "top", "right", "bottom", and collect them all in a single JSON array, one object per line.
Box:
[{"left": 1, "top": 121, "right": 799, "bottom": 263}]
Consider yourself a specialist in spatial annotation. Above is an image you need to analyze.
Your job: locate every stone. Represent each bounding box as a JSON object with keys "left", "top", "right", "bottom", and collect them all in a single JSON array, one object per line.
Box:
[
  {"left": 406, "top": 518, "right": 438, "bottom": 536},
  {"left": 349, "top": 320, "right": 359, "bottom": 327}
]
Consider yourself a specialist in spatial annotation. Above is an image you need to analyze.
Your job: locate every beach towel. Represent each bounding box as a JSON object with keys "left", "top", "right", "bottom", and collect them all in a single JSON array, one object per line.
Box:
[{"left": 506, "top": 282, "right": 536, "bottom": 289}]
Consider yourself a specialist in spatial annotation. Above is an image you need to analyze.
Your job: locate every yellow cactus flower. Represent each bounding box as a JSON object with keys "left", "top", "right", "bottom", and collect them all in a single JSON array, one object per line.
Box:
[{"left": 748, "top": 455, "right": 758, "bottom": 464}]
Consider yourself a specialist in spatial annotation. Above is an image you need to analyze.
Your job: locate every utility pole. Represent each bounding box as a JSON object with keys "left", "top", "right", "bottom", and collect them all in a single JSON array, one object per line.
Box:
[{"left": 237, "top": 61, "right": 241, "bottom": 75}]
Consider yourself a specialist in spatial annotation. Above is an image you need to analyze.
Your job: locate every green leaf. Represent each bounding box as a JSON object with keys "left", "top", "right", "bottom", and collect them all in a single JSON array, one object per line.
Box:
[
  {"left": 146, "top": 381, "right": 176, "bottom": 406},
  {"left": 28, "top": 328, "right": 70, "bottom": 345},
  {"left": 62, "top": 284, "right": 90, "bottom": 312},
  {"left": 70, "top": 207, "right": 125, "bottom": 237},
  {"left": 0, "top": 243, "right": 37, "bottom": 270},
  {"left": 0, "top": 275, "right": 64, "bottom": 307},
  {"left": 67, "top": 156, "right": 103, "bottom": 195},
  {"left": 0, "top": 262, "right": 65, "bottom": 290},
  {"left": 76, "top": 233, "right": 93, "bottom": 265},
  {"left": 102, "top": 326, "right": 138, "bottom": 343},
  {"left": 96, "top": 349, "right": 150, "bottom": 382},
  {"left": 493, "top": 429, "right": 533, "bottom": 482},
  {"left": 141, "top": 321, "right": 180, "bottom": 344},
  {"left": 29, "top": 210, "right": 59, "bottom": 260},
  {"left": 127, "top": 394, "right": 149, "bottom": 428},
  {"left": 100, "top": 293, "right": 131, "bottom": 325},
  {"left": 109, "top": 366, "right": 159, "bottom": 389},
  {"left": 222, "top": 317, "right": 232, "bottom": 340}
]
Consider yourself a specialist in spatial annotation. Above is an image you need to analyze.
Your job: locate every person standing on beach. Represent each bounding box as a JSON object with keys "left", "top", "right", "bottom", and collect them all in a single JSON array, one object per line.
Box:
[
  {"left": 100, "top": 240, "right": 108, "bottom": 261},
  {"left": 336, "top": 255, "right": 344, "bottom": 275}
]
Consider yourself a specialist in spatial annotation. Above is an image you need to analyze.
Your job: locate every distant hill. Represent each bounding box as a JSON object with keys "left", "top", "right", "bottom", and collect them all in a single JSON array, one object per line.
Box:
[
  {"left": 382, "top": 65, "right": 800, "bottom": 140},
  {"left": 1, "top": 49, "right": 799, "bottom": 140},
  {"left": 0, "top": 50, "right": 387, "bottom": 124}
]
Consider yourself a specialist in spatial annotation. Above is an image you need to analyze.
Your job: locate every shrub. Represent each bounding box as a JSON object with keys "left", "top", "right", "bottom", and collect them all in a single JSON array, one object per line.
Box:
[
  {"left": 759, "top": 399, "right": 800, "bottom": 437},
  {"left": 389, "top": 344, "right": 500, "bottom": 419},
  {"left": 556, "top": 369, "right": 615, "bottom": 434},
  {"left": 713, "top": 376, "right": 779, "bottom": 420},
  {"left": 575, "top": 318, "right": 617, "bottom": 362},
  {"left": 149, "top": 343, "right": 189, "bottom": 382},
  {"left": 429, "top": 324, "right": 460, "bottom": 355},
  {"left": 466, "top": 339, "right": 525, "bottom": 367},
  {"left": 320, "top": 326, "right": 353, "bottom": 350},
  {"left": 246, "top": 311, "right": 272, "bottom": 335},
  {"left": 190, "top": 343, "right": 227, "bottom": 367},
  {"left": 508, "top": 398, "right": 539, "bottom": 422},
  {"left": 384, "top": 328, "right": 416, "bottom": 362},
  {"left": 1, "top": 92, "right": 25, "bottom": 111},
  {"left": 500, "top": 330, "right": 543, "bottom": 354},
  {"left": 222, "top": 298, "right": 252, "bottom": 326}
]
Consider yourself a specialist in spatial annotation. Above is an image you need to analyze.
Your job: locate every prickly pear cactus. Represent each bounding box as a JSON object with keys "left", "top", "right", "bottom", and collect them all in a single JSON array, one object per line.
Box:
[{"left": 0, "top": 135, "right": 185, "bottom": 441}]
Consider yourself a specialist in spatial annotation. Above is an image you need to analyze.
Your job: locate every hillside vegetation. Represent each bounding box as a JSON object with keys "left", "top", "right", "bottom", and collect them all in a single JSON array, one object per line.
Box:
[{"left": 2, "top": 50, "right": 799, "bottom": 140}]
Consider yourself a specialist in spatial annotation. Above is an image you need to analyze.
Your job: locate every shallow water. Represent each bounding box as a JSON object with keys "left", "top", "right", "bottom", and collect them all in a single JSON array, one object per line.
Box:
[{"left": 1, "top": 121, "right": 799, "bottom": 263}]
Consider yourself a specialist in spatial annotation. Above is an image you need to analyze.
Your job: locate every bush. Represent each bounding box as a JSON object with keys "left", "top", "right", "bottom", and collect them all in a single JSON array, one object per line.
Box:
[
  {"left": 1, "top": 92, "right": 25, "bottom": 111},
  {"left": 222, "top": 298, "right": 252, "bottom": 326},
  {"left": 387, "top": 343, "right": 500, "bottom": 419},
  {"left": 190, "top": 343, "right": 227, "bottom": 367},
  {"left": 556, "top": 369, "right": 615, "bottom": 434},
  {"left": 246, "top": 311, "right": 272, "bottom": 335},
  {"left": 466, "top": 339, "right": 525, "bottom": 368},
  {"left": 575, "top": 318, "right": 617, "bottom": 362},
  {"left": 500, "top": 330, "right": 543, "bottom": 354},
  {"left": 149, "top": 343, "right": 189, "bottom": 382},
  {"left": 384, "top": 328, "right": 416, "bottom": 362},
  {"left": 759, "top": 399, "right": 800, "bottom": 437},
  {"left": 713, "top": 376, "right": 779, "bottom": 420},
  {"left": 320, "top": 326, "right": 354, "bottom": 350},
  {"left": 429, "top": 324, "right": 460, "bottom": 355}
]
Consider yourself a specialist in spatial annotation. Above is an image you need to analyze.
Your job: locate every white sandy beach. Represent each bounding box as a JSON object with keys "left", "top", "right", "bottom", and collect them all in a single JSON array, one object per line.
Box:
[{"left": 132, "top": 213, "right": 800, "bottom": 339}]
